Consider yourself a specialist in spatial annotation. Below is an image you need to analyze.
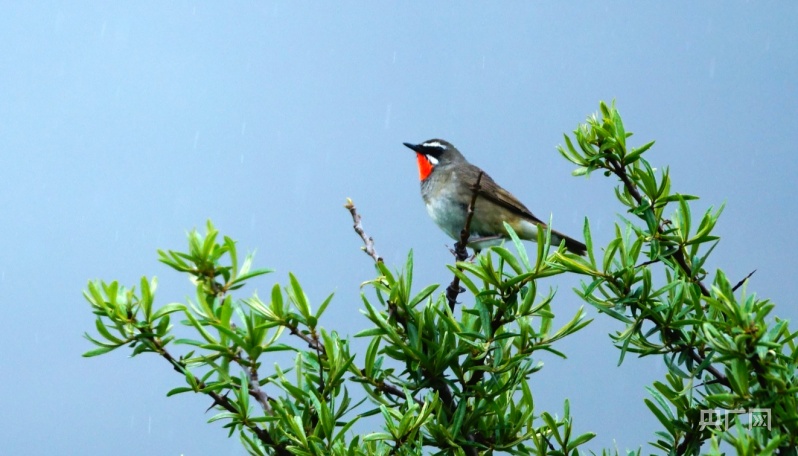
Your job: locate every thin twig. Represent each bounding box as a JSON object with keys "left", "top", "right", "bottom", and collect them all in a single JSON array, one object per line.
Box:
[
  {"left": 343, "top": 200, "right": 431, "bottom": 409},
  {"left": 287, "top": 323, "right": 324, "bottom": 352},
  {"left": 150, "top": 338, "right": 290, "bottom": 455},
  {"left": 731, "top": 269, "right": 757, "bottom": 292},
  {"left": 366, "top": 373, "right": 425, "bottom": 407},
  {"left": 343, "top": 198, "right": 476, "bottom": 452},
  {"left": 345, "top": 198, "right": 382, "bottom": 263},
  {"left": 685, "top": 349, "right": 729, "bottom": 388},
  {"left": 248, "top": 366, "right": 273, "bottom": 415},
  {"left": 445, "top": 171, "right": 484, "bottom": 311}
]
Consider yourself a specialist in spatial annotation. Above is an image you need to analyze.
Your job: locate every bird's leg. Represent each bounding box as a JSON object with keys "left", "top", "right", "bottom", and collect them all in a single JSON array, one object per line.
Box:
[{"left": 461, "top": 235, "right": 505, "bottom": 261}]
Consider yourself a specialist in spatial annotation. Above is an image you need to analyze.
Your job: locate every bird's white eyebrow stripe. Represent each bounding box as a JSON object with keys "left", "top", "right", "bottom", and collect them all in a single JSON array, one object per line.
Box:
[{"left": 421, "top": 141, "right": 447, "bottom": 150}]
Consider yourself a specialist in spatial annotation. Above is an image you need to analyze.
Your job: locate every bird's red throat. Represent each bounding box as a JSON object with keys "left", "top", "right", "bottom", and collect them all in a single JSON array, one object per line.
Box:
[{"left": 416, "top": 153, "right": 433, "bottom": 181}]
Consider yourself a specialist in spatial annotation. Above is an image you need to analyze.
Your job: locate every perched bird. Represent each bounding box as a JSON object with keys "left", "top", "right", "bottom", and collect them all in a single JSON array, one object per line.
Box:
[{"left": 403, "top": 139, "right": 586, "bottom": 255}]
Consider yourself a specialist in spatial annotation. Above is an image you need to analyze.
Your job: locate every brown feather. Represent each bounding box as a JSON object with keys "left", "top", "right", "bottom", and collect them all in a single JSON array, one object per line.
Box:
[
  {"left": 461, "top": 162, "right": 587, "bottom": 255},
  {"left": 459, "top": 163, "right": 546, "bottom": 226}
]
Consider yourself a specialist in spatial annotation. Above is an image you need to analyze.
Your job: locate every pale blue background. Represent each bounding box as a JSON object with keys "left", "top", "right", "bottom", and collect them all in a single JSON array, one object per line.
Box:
[{"left": 1, "top": 3, "right": 796, "bottom": 454}]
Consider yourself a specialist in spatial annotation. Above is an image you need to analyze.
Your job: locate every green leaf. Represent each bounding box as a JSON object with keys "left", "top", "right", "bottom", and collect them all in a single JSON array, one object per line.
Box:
[
  {"left": 492, "top": 246, "right": 524, "bottom": 274},
  {"left": 447, "top": 265, "right": 479, "bottom": 295},
  {"left": 624, "top": 140, "right": 655, "bottom": 165},
  {"left": 224, "top": 236, "right": 238, "bottom": 277},
  {"left": 503, "top": 222, "right": 531, "bottom": 271},
  {"left": 166, "top": 386, "right": 194, "bottom": 397},
  {"left": 644, "top": 398, "right": 675, "bottom": 435},
  {"left": 316, "top": 292, "right": 334, "bottom": 319},
  {"left": 363, "top": 337, "right": 381, "bottom": 377},
  {"left": 450, "top": 399, "right": 467, "bottom": 438},
  {"left": 82, "top": 345, "right": 119, "bottom": 357},
  {"left": 152, "top": 303, "right": 186, "bottom": 321},
  {"left": 355, "top": 327, "right": 387, "bottom": 338},
  {"left": 288, "top": 273, "right": 311, "bottom": 318},
  {"left": 94, "top": 318, "right": 123, "bottom": 344},
  {"left": 229, "top": 268, "right": 274, "bottom": 287},
  {"left": 140, "top": 276, "right": 155, "bottom": 321},
  {"left": 408, "top": 284, "right": 439, "bottom": 308},
  {"left": 571, "top": 166, "right": 589, "bottom": 176},
  {"left": 567, "top": 432, "right": 596, "bottom": 451}
]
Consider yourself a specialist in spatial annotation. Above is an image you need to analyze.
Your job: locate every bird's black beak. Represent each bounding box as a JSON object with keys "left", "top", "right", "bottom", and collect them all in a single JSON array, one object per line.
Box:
[{"left": 403, "top": 142, "right": 421, "bottom": 153}]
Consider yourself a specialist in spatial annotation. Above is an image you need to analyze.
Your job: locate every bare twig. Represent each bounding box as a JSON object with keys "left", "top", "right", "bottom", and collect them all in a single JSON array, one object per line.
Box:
[
  {"left": 248, "top": 366, "right": 273, "bottom": 415},
  {"left": 343, "top": 197, "right": 477, "bottom": 452},
  {"left": 731, "top": 269, "right": 757, "bottom": 292},
  {"left": 381, "top": 383, "right": 424, "bottom": 408},
  {"left": 445, "top": 171, "right": 484, "bottom": 311},
  {"left": 343, "top": 200, "right": 433, "bottom": 410},
  {"left": 345, "top": 198, "right": 382, "bottom": 263},
  {"left": 286, "top": 324, "right": 324, "bottom": 352}
]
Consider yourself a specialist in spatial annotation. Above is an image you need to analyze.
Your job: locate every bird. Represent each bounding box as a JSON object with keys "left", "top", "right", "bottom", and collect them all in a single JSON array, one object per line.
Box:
[{"left": 403, "top": 139, "right": 586, "bottom": 256}]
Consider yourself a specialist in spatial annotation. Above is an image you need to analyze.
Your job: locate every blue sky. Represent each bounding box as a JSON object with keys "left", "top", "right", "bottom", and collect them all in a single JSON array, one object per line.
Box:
[{"left": 1, "top": 3, "right": 796, "bottom": 454}]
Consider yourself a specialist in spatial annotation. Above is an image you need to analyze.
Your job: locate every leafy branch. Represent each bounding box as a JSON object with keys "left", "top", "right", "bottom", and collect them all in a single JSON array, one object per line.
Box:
[
  {"left": 82, "top": 102, "right": 796, "bottom": 455},
  {"left": 555, "top": 101, "right": 797, "bottom": 454}
]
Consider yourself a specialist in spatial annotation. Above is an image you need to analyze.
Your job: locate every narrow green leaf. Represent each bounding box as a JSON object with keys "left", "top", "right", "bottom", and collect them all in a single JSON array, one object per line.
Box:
[
  {"left": 503, "top": 222, "right": 531, "bottom": 271},
  {"left": 288, "top": 273, "right": 311, "bottom": 318},
  {"left": 229, "top": 268, "right": 274, "bottom": 287},
  {"left": 316, "top": 292, "right": 334, "bottom": 319},
  {"left": 152, "top": 303, "right": 186, "bottom": 321},
  {"left": 644, "top": 398, "right": 675, "bottom": 435},
  {"left": 82, "top": 345, "right": 119, "bottom": 357}
]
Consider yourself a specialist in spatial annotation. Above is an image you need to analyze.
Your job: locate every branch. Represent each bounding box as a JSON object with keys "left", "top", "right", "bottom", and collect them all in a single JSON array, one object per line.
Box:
[
  {"left": 367, "top": 374, "right": 426, "bottom": 408},
  {"left": 685, "top": 347, "right": 729, "bottom": 388},
  {"left": 150, "top": 338, "right": 290, "bottom": 455},
  {"left": 343, "top": 202, "right": 432, "bottom": 409},
  {"left": 345, "top": 198, "right": 382, "bottom": 263},
  {"left": 445, "top": 171, "right": 484, "bottom": 311},
  {"left": 247, "top": 365, "right": 273, "bottom": 415},
  {"left": 343, "top": 196, "right": 476, "bottom": 455},
  {"left": 286, "top": 321, "right": 324, "bottom": 352},
  {"left": 606, "top": 157, "right": 710, "bottom": 297},
  {"left": 604, "top": 156, "right": 728, "bottom": 387}
]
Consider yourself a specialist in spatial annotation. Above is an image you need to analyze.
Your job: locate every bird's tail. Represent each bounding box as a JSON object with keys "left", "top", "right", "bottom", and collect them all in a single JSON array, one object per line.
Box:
[{"left": 550, "top": 229, "right": 587, "bottom": 256}]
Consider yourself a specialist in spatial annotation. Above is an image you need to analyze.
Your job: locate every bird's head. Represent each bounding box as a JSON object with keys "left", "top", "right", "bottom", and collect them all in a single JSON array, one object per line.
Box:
[{"left": 403, "top": 139, "right": 464, "bottom": 181}]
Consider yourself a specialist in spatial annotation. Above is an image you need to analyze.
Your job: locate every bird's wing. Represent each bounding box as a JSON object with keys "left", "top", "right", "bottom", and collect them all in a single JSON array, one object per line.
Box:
[{"left": 470, "top": 169, "right": 548, "bottom": 227}]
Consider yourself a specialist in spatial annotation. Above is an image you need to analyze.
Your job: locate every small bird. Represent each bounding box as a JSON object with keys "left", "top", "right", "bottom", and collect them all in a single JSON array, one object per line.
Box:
[{"left": 403, "top": 139, "right": 586, "bottom": 255}]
